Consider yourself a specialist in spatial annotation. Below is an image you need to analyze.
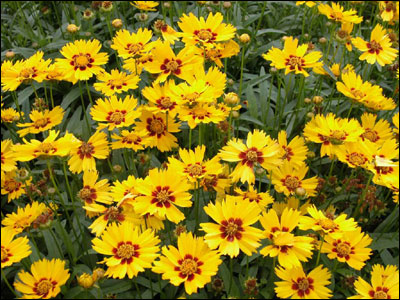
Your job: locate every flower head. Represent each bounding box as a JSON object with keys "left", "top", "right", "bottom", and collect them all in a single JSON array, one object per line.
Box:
[
  {"left": 318, "top": 2, "right": 363, "bottom": 24},
  {"left": 94, "top": 69, "right": 140, "bottom": 96},
  {"left": 1, "top": 227, "right": 31, "bottom": 268},
  {"left": 2, "top": 201, "right": 48, "bottom": 233}
]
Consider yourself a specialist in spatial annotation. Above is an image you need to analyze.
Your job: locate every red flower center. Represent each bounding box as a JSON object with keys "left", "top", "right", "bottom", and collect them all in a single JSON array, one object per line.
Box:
[
  {"left": 113, "top": 241, "right": 140, "bottom": 264},
  {"left": 239, "top": 147, "right": 264, "bottom": 168},
  {"left": 160, "top": 58, "right": 182, "bottom": 75},
  {"left": 33, "top": 278, "right": 56, "bottom": 297},
  {"left": 367, "top": 40, "right": 383, "bottom": 54},
  {"left": 175, "top": 254, "right": 203, "bottom": 281},
  {"left": 70, "top": 53, "right": 94, "bottom": 71},
  {"left": 77, "top": 142, "right": 95, "bottom": 159},
  {"left": 292, "top": 277, "right": 314, "bottom": 297},
  {"left": 220, "top": 218, "right": 244, "bottom": 242},
  {"left": 151, "top": 186, "right": 175, "bottom": 208}
]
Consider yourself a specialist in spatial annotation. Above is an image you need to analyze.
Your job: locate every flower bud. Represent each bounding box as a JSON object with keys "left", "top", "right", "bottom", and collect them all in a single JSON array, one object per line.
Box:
[
  {"left": 138, "top": 12, "right": 148, "bottom": 22},
  {"left": 5, "top": 50, "right": 15, "bottom": 59},
  {"left": 113, "top": 164, "right": 122, "bottom": 173},
  {"left": 67, "top": 24, "right": 80, "bottom": 33},
  {"left": 239, "top": 33, "right": 250, "bottom": 44},
  {"left": 164, "top": 2, "right": 171, "bottom": 8},
  {"left": 78, "top": 273, "right": 94, "bottom": 289},
  {"left": 319, "top": 37, "right": 327, "bottom": 44},
  {"left": 304, "top": 97, "right": 312, "bottom": 104},
  {"left": 295, "top": 187, "right": 306, "bottom": 197},
  {"left": 224, "top": 92, "right": 240, "bottom": 106},
  {"left": 307, "top": 112, "right": 315, "bottom": 118},
  {"left": 92, "top": 268, "right": 105, "bottom": 282},
  {"left": 83, "top": 9, "right": 94, "bottom": 19},
  {"left": 270, "top": 67, "right": 278, "bottom": 74},
  {"left": 101, "top": 1, "right": 113, "bottom": 12},
  {"left": 223, "top": 1, "right": 232, "bottom": 8},
  {"left": 232, "top": 111, "right": 239, "bottom": 118},
  {"left": 227, "top": 78, "right": 234, "bottom": 86},
  {"left": 312, "top": 96, "right": 324, "bottom": 104},
  {"left": 85, "top": 31, "right": 92, "bottom": 37},
  {"left": 306, "top": 151, "right": 316, "bottom": 159},
  {"left": 112, "top": 18, "right": 123, "bottom": 29}
]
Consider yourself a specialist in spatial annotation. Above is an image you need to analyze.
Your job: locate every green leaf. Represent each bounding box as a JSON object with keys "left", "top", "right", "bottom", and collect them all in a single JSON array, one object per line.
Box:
[
  {"left": 101, "top": 279, "right": 133, "bottom": 294},
  {"left": 61, "top": 86, "right": 81, "bottom": 110},
  {"left": 42, "top": 228, "right": 62, "bottom": 259}
]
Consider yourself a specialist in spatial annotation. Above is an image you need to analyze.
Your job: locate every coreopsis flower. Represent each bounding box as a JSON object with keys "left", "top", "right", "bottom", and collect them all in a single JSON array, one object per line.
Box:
[
  {"left": 1, "top": 170, "right": 32, "bottom": 202},
  {"left": 336, "top": 70, "right": 395, "bottom": 111},
  {"left": 78, "top": 170, "right": 113, "bottom": 208},
  {"left": 272, "top": 196, "right": 311, "bottom": 217},
  {"left": 303, "top": 113, "right": 364, "bottom": 158},
  {"left": 153, "top": 232, "right": 222, "bottom": 295},
  {"left": 93, "top": 69, "right": 140, "bottom": 96},
  {"left": 55, "top": 39, "right": 108, "bottom": 83},
  {"left": 275, "top": 265, "right": 332, "bottom": 299},
  {"left": 360, "top": 113, "right": 394, "bottom": 145},
  {"left": 196, "top": 40, "right": 240, "bottom": 68},
  {"left": 154, "top": 20, "right": 180, "bottom": 45},
  {"left": 142, "top": 80, "right": 178, "bottom": 116},
  {"left": 219, "top": 129, "right": 282, "bottom": 184},
  {"left": 200, "top": 164, "right": 232, "bottom": 195},
  {"left": 170, "top": 79, "right": 216, "bottom": 107},
  {"left": 349, "top": 264, "right": 399, "bottom": 299},
  {"left": 231, "top": 186, "right": 274, "bottom": 211},
  {"left": 296, "top": 1, "right": 317, "bottom": 7},
  {"left": 92, "top": 222, "right": 160, "bottom": 279},
  {"left": 262, "top": 36, "right": 323, "bottom": 77},
  {"left": 2, "top": 201, "right": 48, "bottom": 233},
  {"left": 186, "top": 66, "right": 227, "bottom": 99},
  {"left": 130, "top": 1, "right": 159, "bottom": 11},
  {"left": 111, "top": 129, "right": 148, "bottom": 151},
  {"left": 1, "top": 60, "right": 14, "bottom": 77},
  {"left": 336, "top": 140, "right": 377, "bottom": 169},
  {"left": 145, "top": 41, "right": 203, "bottom": 83},
  {"left": 178, "top": 12, "right": 236, "bottom": 48},
  {"left": 352, "top": 24, "right": 398, "bottom": 66},
  {"left": 111, "top": 175, "right": 141, "bottom": 204},
  {"left": 1, "top": 51, "right": 51, "bottom": 91},
  {"left": 321, "top": 227, "right": 372, "bottom": 270},
  {"left": 1, "top": 140, "right": 17, "bottom": 177},
  {"left": 379, "top": 1, "right": 399, "bottom": 23},
  {"left": 168, "top": 145, "right": 223, "bottom": 185},
  {"left": 16, "top": 106, "right": 65, "bottom": 137},
  {"left": 277, "top": 130, "right": 308, "bottom": 168},
  {"left": 368, "top": 139, "right": 399, "bottom": 186},
  {"left": 299, "top": 205, "right": 358, "bottom": 238},
  {"left": 271, "top": 161, "right": 318, "bottom": 197},
  {"left": 1, "top": 227, "right": 31, "bottom": 268},
  {"left": 44, "top": 63, "right": 65, "bottom": 82},
  {"left": 318, "top": 2, "right": 363, "bottom": 24},
  {"left": 200, "top": 198, "right": 264, "bottom": 258},
  {"left": 259, "top": 208, "right": 314, "bottom": 268},
  {"left": 77, "top": 273, "right": 94, "bottom": 289},
  {"left": 68, "top": 130, "right": 110, "bottom": 174},
  {"left": 1, "top": 107, "right": 24, "bottom": 123},
  {"left": 14, "top": 258, "right": 70, "bottom": 299},
  {"left": 133, "top": 168, "right": 192, "bottom": 224},
  {"left": 90, "top": 95, "right": 140, "bottom": 130},
  {"left": 337, "top": 22, "right": 354, "bottom": 51},
  {"left": 178, "top": 103, "right": 225, "bottom": 129},
  {"left": 136, "top": 109, "right": 180, "bottom": 152},
  {"left": 13, "top": 130, "right": 76, "bottom": 161},
  {"left": 313, "top": 63, "right": 354, "bottom": 77}
]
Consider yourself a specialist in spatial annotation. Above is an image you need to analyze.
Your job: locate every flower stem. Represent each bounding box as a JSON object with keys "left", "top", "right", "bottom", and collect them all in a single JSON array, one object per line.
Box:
[
  {"left": 1, "top": 269, "right": 17, "bottom": 298},
  {"left": 315, "top": 232, "right": 326, "bottom": 267}
]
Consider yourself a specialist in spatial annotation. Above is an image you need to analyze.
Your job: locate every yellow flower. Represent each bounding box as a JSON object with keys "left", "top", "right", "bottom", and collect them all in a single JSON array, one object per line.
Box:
[
  {"left": 130, "top": 1, "right": 159, "bottom": 11},
  {"left": 142, "top": 80, "right": 178, "bottom": 116},
  {"left": 336, "top": 140, "right": 377, "bottom": 169},
  {"left": 299, "top": 205, "right": 358, "bottom": 239},
  {"left": 379, "top": 1, "right": 399, "bottom": 23},
  {"left": 272, "top": 196, "right": 311, "bottom": 217},
  {"left": 13, "top": 130, "right": 76, "bottom": 162},
  {"left": 157, "top": 21, "right": 181, "bottom": 45},
  {"left": 275, "top": 265, "right": 332, "bottom": 299},
  {"left": 145, "top": 41, "right": 203, "bottom": 83},
  {"left": 200, "top": 164, "right": 232, "bottom": 195},
  {"left": 303, "top": 113, "right": 364, "bottom": 158},
  {"left": 177, "top": 103, "right": 225, "bottom": 129},
  {"left": 360, "top": 113, "right": 394, "bottom": 145},
  {"left": 259, "top": 208, "right": 314, "bottom": 268},
  {"left": 1, "top": 227, "right": 31, "bottom": 268},
  {"left": 393, "top": 112, "right": 399, "bottom": 138},
  {"left": 45, "top": 63, "right": 65, "bottom": 81},
  {"left": 219, "top": 129, "right": 281, "bottom": 184},
  {"left": 296, "top": 1, "right": 317, "bottom": 7},
  {"left": 168, "top": 145, "right": 223, "bottom": 185},
  {"left": 230, "top": 186, "right": 274, "bottom": 211},
  {"left": 153, "top": 232, "right": 222, "bottom": 295},
  {"left": 77, "top": 273, "right": 94, "bottom": 289},
  {"left": 94, "top": 69, "right": 140, "bottom": 96},
  {"left": 185, "top": 66, "right": 227, "bottom": 99},
  {"left": 262, "top": 36, "right": 323, "bottom": 77},
  {"left": 271, "top": 161, "right": 318, "bottom": 197},
  {"left": 318, "top": 2, "right": 363, "bottom": 24},
  {"left": 277, "top": 130, "right": 308, "bottom": 169},
  {"left": 1, "top": 170, "right": 32, "bottom": 203},
  {"left": 2, "top": 201, "right": 48, "bottom": 234},
  {"left": 111, "top": 129, "right": 148, "bottom": 151},
  {"left": 1, "top": 51, "right": 51, "bottom": 91},
  {"left": 78, "top": 170, "right": 113, "bottom": 208},
  {"left": 1, "top": 140, "right": 17, "bottom": 178},
  {"left": 55, "top": 39, "right": 108, "bottom": 83},
  {"left": 200, "top": 198, "right": 264, "bottom": 258},
  {"left": 321, "top": 227, "right": 372, "bottom": 270},
  {"left": 1, "top": 107, "right": 24, "bottom": 123},
  {"left": 134, "top": 168, "right": 192, "bottom": 224},
  {"left": 349, "top": 264, "right": 399, "bottom": 299},
  {"left": 14, "top": 258, "right": 70, "bottom": 299},
  {"left": 92, "top": 222, "right": 160, "bottom": 279},
  {"left": 17, "top": 106, "right": 65, "bottom": 137},
  {"left": 171, "top": 79, "right": 216, "bottom": 107},
  {"left": 178, "top": 12, "right": 236, "bottom": 47},
  {"left": 352, "top": 24, "right": 398, "bottom": 66},
  {"left": 90, "top": 95, "right": 140, "bottom": 131},
  {"left": 136, "top": 108, "right": 180, "bottom": 152},
  {"left": 196, "top": 40, "right": 240, "bottom": 68},
  {"left": 68, "top": 130, "right": 110, "bottom": 174}
]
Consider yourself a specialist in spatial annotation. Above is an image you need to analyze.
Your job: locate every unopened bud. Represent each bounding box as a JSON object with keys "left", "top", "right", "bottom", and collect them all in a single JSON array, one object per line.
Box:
[
  {"left": 306, "top": 151, "right": 316, "bottom": 159},
  {"left": 138, "top": 13, "right": 148, "bottom": 22},
  {"left": 6, "top": 50, "right": 15, "bottom": 59},
  {"left": 304, "top": 97, "right": 312, "bottom": 104},
  {"left": 47, "top": 187, "right": 56, "bottom": 195},
  {"left": 239, "top": 33, "right": 250, "bottom": 44},
  {"left": 67, "top": 24, "right": 80, "bottom": 33},
  {"left": 113, "top": 165, "right": 122, "bottom": 172},
  {"left": 295, "top": 187, "right": 306, "bottom": 197},
  {"left": 164, "top": 2, "right": 171, "bottom": 8},
  {"left": 232, "top": 111, "right": 239, "bottom": 118},
  {"left": 223, "top": 1, "right": 232, "bottom": 9},
  {"left": 78, "top": 273, "right": 94, "bottom": 289},
  {"left": 85, "top": 31, "right": 92, "bottom": 37},
  {"left": 307, "top": 112, "right": 315, "bottom": 118},
  {"left": 270, "top": 67, "right": 278, "bottom": 74},
  {"left": 224, "top": 92, "right": 240, "bottom": 106},
  {"left": 227, "top": 78, "right": 234, "bottom": 86},
  {"left": 112, "top": 19, "right": 123, "bottom": 29},
  {"left": 319, "top": 37, "right": 327, "bottom": 44},
  {"left": 312, "top": 96, "right": 323, "bottom": 104},
  {"left": 83, "top": 9, "right": 94, "bottom": 19},
  {"left": 92, "top": 268, "right": 105, "bottom": 282},
  {"left": 101, "top": 1, "right": 113, "bottom": 12}
]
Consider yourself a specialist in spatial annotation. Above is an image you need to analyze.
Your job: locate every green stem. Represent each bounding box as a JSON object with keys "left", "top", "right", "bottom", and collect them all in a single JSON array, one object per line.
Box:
[
  {"left": 238, "top": 44, "right": 246, "bottom": 97},
  {"left": 28, "top": 230, "right": 42, "bottom": 259},
  {"left": 85, "top": 80, "right": 94, "bottom": 107},
  {"left": 228, "top": 257, "right": 234, "bottom": 295},
  {"left": 49, "top": 82, "right": 55, "bottom": 108},
  {"left": 79, "top": 81, "right": 92, "bottom": 135},
  {"left": 315, "top": 232, "right": 326, "bottom": 267},
  {"left": 134, "top": 277, "right": 142, "bottom": 299},
  {"left": 353, "top": 172, "right": 373, "bottom": 218},
  {"left": 189, "top": 127, "right": 192, "bottom": 149},
  {"left": 1, "top": 269, "right": 17, "bottom": 298}
]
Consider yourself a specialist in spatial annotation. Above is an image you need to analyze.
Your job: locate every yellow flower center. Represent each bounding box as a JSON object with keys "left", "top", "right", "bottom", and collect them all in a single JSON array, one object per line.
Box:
[
  {"left": 246, "top": 150, "right": 259, "bottom": 162},
  {"left": 180, "top": 258, "right": 198, "bottom": 276},
  {"left": 36, "top": 279, "right": 54, "bottom": 296},
  {"left": 297, "top": 278, "right": 310, "bottom": 292},
  {"left": 75, "top": 55, "right": 90, "bottom": 67},
  {"left": 284, "top": 176, "right": 300, "bottom": 190},
  {"left": 20, "top": 68, "right": 36, "bottom": 79},
  {"left": 14, "top": 216, "right": 31, "bottom": 230},
  {"left": 150, "top": 119, "right": 165, "bottom": 134},
  {"left": 109, "top": 78, "right": 125, "bottom": 89},
  {"left": 34, "top": 117, "right": 50, "bottom": 129},
  {"left": 336, "top": 242, "right": 351, "bottom": 256},
  {"left": 348, "top": 152, "right": 366, "bottom": 166},
  {"left": 38, "top": 142, "right": 56, "bottom": 154},
  {"left": 109, "top": 111, "right": 125, "bottom": 124},
  {"left": 319, "top": 218, "right": 336, "bottom": 230},
  {"left": 362, "top": 129, "right": 379, "bottom": 142},
  {"left": 104, "top": 206, "right": 125, "bottom": 222},
  {"left": 226, "top": 222, "right": 239, "bottom": 236},
  {"left": 127, "top": 43, "right": 144, "bottom": 55},
  {"left": 244, "top": 191, "right": 261, "bottom": 203},
  {"left": 329, "top": 130, "right": 346, "bottom": 145},
  {"left": 156, "top": 190, "right": 170, "bottom": 203},
  {"left": 1, "top": 247, "right": 9, "bottom": 262},
  {"left": 165, "top": 60, "right": 179, "bottom": 72},
  {"left": 193, "top": 107, "right": 209, "bottom": 119},
  {"left": 206, "top": 48, "right": 221, "bottom": 60},
  {"left": 368, "top": 40, "right": 383, "bottom": 53},
  {"left": 122, "top": 134, "right": 141, "bottom": 145},
  {"left": 351, "top": 89, "right": 365, "bottom": 99},
  {"left": 160, "top": 97, "right": 172, "bottom": 108},
  {"left": 330, "top": 11, "right": 343, "bottom": 21},
  {"left": 78, "top": 142, "right": 95, "bottom": 159},
  {"left": 286, "top": 55, "right": 304, "bottom": 70},
  {"left": 374, "top": 291, "right": 389, "bottom": 299},
  {"left": 117, "top": 243, "right": 136, "bottom": 260},
  {"left": 196, "top": 29, "right": 214, "bottom": 41},
  {"left": 4, "top": 179, "right": 21, "bottom": 192},
  {"left": 187, "top": 164, "right": 204, "bottom": 176}
]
